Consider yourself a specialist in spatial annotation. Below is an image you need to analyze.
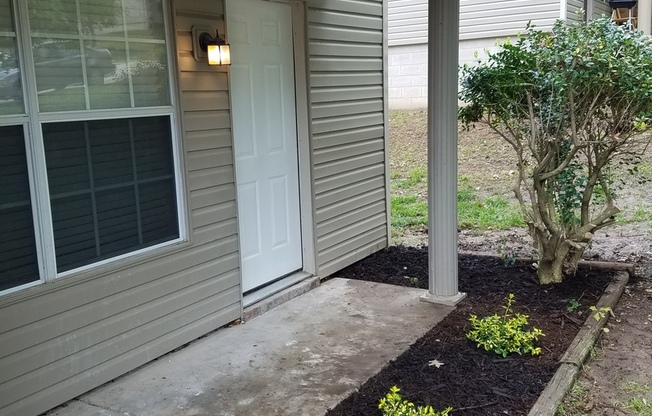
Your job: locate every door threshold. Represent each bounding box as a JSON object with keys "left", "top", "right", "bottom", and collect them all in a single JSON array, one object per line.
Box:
[{"left": 243, "top": 272, "right": 319, "bottom": 321}]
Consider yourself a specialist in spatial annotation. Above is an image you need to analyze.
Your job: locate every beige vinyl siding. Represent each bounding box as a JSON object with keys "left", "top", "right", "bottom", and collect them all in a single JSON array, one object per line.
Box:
[
  {"left": 388, "top": 0, "right": 562, "bottom": 46},
  {"left": 388, "top": 0, "right": 428, "bottom": 45},
  {"left": 0, "top": 1, "right": 241, "bottom": 415},
  {"left": 567, "top": 0, "right": 585, "bottom": 22},
  {"left": 460, "top": 0, "right": 561, "bottom": 40},
  {"left": 593, "top": 0, "right": 612, "bottom": 18},
  {"left": 306, "top": 0, "right": 389, "bottom": 277}
]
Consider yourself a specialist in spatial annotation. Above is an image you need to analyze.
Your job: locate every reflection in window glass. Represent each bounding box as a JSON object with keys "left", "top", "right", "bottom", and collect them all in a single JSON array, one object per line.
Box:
[
  {"left": 0, "top": 126, "right": 39, "bottom": 291},
  {"left": 0, "top": 0, "right": 14, "bottom": 32},
  {"left": 28, "top": 0, "right": 170, "bottom": 112},
  {"left": 0, "top": 2, "right": 23, "bottom": 115}
]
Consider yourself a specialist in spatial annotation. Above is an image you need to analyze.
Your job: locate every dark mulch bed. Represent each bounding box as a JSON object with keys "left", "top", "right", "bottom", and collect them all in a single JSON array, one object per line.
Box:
[{"left": 326, "top": 246, "right": 616, "bottom": 416}]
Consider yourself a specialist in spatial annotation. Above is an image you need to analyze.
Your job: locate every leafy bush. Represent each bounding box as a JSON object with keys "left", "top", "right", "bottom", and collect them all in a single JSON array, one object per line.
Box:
[
  {"left": 467, "top": 294, "right": 544, "bottom": 357},
  {"left": 379, "top": 386, "right": 452, "bottom": 416},
  {"left": 459, "top": 18, "right": 652, "bottom": 284}
]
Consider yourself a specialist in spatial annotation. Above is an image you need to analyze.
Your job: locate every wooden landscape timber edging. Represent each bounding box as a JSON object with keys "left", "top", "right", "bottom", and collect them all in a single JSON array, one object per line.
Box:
[{"left": 527, "top": 270, "right": 630, "bottom": 416}]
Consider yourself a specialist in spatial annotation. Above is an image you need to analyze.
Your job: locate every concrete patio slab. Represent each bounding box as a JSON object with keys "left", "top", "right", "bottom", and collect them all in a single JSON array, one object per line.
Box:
[{"left": 46, "top": 278, "right": 453, "bottom": 416}]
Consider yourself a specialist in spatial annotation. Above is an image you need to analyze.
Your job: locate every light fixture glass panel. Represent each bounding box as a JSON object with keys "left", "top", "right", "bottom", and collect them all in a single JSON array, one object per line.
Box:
[{"left": 207, "top": 44, "right": 231, "bottom": 66}]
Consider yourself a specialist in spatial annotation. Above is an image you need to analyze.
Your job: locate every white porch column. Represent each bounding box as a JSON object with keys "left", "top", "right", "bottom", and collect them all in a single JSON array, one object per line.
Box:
[
  {"left": 421, "top": 0, "right": 466, "bottom": 307},
  {"left": 640, "top": 0, "right": 652, "bottom": 34}
]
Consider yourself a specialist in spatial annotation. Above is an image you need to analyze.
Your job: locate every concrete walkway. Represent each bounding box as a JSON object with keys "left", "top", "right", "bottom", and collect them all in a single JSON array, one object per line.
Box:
[{"left": 46, "top": 278, "right": 453, "bottom": 416}]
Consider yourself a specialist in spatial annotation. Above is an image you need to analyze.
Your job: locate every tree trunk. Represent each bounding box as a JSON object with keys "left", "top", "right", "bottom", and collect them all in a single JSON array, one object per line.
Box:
[{"left": 535, "top": 233, "right": 570, "bottom": 284}]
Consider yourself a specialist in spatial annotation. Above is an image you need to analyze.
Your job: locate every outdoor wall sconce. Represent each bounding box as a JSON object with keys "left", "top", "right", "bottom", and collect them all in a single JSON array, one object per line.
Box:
[{"left": 192, "top": 26, "right": 231, "bottom": 66}]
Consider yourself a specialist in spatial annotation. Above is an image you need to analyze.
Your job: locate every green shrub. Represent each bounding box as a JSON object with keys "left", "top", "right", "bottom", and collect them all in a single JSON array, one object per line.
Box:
[
  {"left": 379, "top": 386, "right": 452, "bottom": 416},
  {"left": 467, "top": 294, "right": 544, "bottom": 357}
]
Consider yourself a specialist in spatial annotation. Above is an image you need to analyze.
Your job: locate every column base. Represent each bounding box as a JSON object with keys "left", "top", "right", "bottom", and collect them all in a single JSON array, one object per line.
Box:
[{"left": 420, "top": 291, "right": 466, "bottom": 307}]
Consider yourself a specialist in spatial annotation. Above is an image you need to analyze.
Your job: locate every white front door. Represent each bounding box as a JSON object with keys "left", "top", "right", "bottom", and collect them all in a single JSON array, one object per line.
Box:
[{"left": 227, "top": 0, "right": 303, "bottom": 292}]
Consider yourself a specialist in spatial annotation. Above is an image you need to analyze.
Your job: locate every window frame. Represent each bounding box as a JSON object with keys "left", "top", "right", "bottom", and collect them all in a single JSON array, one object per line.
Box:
[{"left": 0, "top": 0, "right": 187, "bottom": 297}]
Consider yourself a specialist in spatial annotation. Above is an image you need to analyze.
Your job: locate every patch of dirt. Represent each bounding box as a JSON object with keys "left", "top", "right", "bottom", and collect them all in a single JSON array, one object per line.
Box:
[
  {"left": 325, "top": 248, "right": 617, "bottom": 416},
  {"left": 559, "top": 278, "right": 652, "bottom": 415}
]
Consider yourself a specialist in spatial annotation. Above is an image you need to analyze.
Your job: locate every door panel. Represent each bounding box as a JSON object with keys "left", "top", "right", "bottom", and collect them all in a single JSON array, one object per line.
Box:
[{"left": 227, "top": 0, "right": 302, "bottom": 292}]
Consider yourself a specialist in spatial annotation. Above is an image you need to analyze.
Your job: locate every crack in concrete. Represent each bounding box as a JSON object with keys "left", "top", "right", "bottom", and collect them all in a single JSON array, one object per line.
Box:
[{"left": 75, "top": 398, "right": 136, "bottom": 416}]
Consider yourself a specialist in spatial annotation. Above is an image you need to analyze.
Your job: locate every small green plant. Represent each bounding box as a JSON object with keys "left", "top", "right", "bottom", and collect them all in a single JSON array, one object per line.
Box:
[
  {"left": 378, "top": 386, "right": 452, "bottom": 416},
  {"left": 590, "top": 306, "right": 613, "bottom": 321},
  {"left": 557, "top": 383, "right": 590, "bottom": 416},
  {"left": 497, "top": 238, "right": 519, "bottom": 267},
  {"left": 467, "top": 294, "right": 544, "bottom": 357},
  {"left": 408, "top": 277, "right": 419, "bottom": 287},
  {"left": 626, "top": 397, "right": 652, "bottom": 416},
  {"left": 567, "top": 298, "right": 581, "bottom": 313}
]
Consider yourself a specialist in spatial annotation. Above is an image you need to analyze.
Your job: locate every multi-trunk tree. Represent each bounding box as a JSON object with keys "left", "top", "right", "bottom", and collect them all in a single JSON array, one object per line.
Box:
[{"left": 459, "top": 18, "right": 652, "bottom": 284}]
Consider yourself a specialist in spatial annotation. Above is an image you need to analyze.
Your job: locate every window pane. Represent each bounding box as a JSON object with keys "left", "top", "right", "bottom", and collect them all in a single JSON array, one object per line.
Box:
[
  {"left": 124, "top": 0, "right": 165, "bottom": 40},
  {"left": 0, "top": 126, "right": 39, "bottom": 291},
  {"left": 44, "top": 116, "right": 179, "bottom": 273},
  {"left": 129, "top": 42, "right": 169, "bottom": 107},
  {"left": 32, "top": 38, "right": 87, "bottom": 112},
  {"left": 28, "top": 0, "right": 80, "bottom": 35},
  {"left": 0, "top": 2, "right": 23, "bottom": 115},
  {"left": 28, "top": 0, "right": 170, "bottom": 112},
  {"left": 0, "top": 0, "right": 13, "bottom": 31}
]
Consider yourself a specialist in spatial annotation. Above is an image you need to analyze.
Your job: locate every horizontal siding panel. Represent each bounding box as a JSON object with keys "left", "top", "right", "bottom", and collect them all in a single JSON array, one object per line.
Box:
[
  {"left": 317, "top": 199, "right": 386, "bottom": 237},
  {"left": 313, "top": 138, "right": 384, "bottom": 165},
  {"left": 317, "top": 212, "right": 386, "bottom": 252},
  {"left": 310, "top": 41, "right": 382, "bottom": 57},
  {"left": 179, "top": 71, "right": 229, "bottom": 91},
  {"left": 187, "top": 147, "right": 233, "bottom": 170},
  {"left": 188, "top": 166, "right": 234, "bottom": 191},
  {"left": 192, "top": 200, "right": 237, "bottom": 229},
  {"left": 315, "top": 176, "right": 385, "bottom": 209},
  {"left": 183, "top": 110, "right": 231, "bottom": 131},
  {"left": 176, "top": 0, "right": 223, "bottom": 15},
  {"left": 306, "top": 0, "right": 383, "bottom": 16},
  {"left": 593, "top": 0, "right": 612, "bottom": 18},
  {"left": 308, "top": 24, "right": 382, "bottom": 44},
  {"left": 309, "top": 57, "right": 382, "bottom": 72},
  {"left": 310, "top": 72, "right": 383, "bottom": 87},
  {"left": 190, "top": 184, "right": 236, "bottom": 210},
  {"left": 317, "top": 225, "right": 386, "bottom": 266},
  {"left": 313, "top": 125, "right": 384, "bottom": 149},
  {"left": 387, "top": 0, "right": 427, "bottom": 45},
  {"left": 0, "top": 237, "right": 239, "bottom": 334},
  {"left": 311, "top": 85, "right": 383, "bottom": 103},
  {"left": 311, "top": 99, "right": 383, "bottom": 119},
  {"left": 181, "top": 91, "right": 230, "bottom": 111},
  {"left": 314, "top": 151, "right": 385, "bottom": 178},
  {"left": 193, "top": 221, "right": 239, "bottom": 246},
  {"left": 312, "top": 113, "right": 383, "bottom": 134},
  {"left": 314, "top": 164, "right": 385, "bottom": 195},
  {"left": 185, "top": 129, "right": 232, "bottom": 152},
  {"left": 567, "top": 0, "right": 585, "bottom": 22},
  {"left": 318, "top": 236, "right": 386, "bottom": 277},
  {"left": 2, "top": 295, "right": 240, "bottom": 416},
  {"left": 307, "top": 9, "right": 382, "bottom": 29},
  {"left": 316, "top": 188, "right": 386, "bottom": 223},
  {"left": 0, "top": 266, "right": 239, "bottom": 386}
]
